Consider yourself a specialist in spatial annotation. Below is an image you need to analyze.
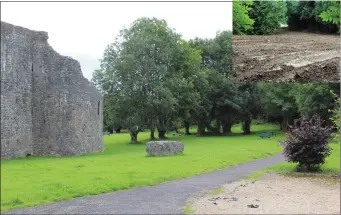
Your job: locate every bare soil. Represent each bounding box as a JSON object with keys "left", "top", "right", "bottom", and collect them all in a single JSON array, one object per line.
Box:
[
  {"left": 189, "top": 173, "right": 340, "bottom": 214},
  {"left": 233, "top": 32, "right": 340, "bottom": 83}
]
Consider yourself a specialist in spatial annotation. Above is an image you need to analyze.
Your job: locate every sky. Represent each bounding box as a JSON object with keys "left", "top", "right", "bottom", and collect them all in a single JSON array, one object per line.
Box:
[{"left": 1, "top": 2, "right": 232, "bottom": 81}]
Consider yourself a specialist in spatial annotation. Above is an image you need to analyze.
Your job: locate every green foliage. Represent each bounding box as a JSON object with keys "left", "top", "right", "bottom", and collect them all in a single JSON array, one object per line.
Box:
[
  {"left": 294, "top": 84, "right": 337, "bottom": 122},
  {"left": 282, "top": 116, "right": 333, "bottom": 171},
  {"left": 1, "top": 123, "right": 282, "bottom": 212},
  {"left": 233, "top": 1, "right": 255, "bottom": 35},
  {"left": 319, "top": 0, "right": 340, "bottom": 25},
  {"left": 287, "top": 0, "right": 340, "bottom": 33},
  {"left": 247, "top": 0, "right": 287, "bottom": 35},
  {"left": 95, "top": 17, "right": 205, "bottom": 142},
  {"left": 260, "top": 83, "right": 339, "bottom": 131},
  {"left": 245, "top": 142, "right": 340, "bottom": 180},
  {"left": 259, "top": 83, "right": 298, "bottom": 130},
  {"left": 329, "top": 91, "right": 340, "bottom": 141}
]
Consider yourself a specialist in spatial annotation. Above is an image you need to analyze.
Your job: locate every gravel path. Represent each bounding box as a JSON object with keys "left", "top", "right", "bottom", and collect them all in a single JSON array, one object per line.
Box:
[
  {"left": 4, "top": 154, "right": 285, "bottom": 214},
  {"left": 192, "top": 173, "right": 340, "bottom": 214}
]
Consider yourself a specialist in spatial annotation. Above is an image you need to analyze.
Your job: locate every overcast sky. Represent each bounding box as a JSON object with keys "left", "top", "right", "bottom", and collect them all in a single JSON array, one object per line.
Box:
[{"left": 1, "top": 2, "right": 232, "bottom": 81}]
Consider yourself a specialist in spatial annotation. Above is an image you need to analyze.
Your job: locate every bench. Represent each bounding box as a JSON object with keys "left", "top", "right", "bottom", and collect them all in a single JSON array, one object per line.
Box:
[
  {"left": 260, "top": 132, "right": 272, "bottom": 139},
  {"left": 270, "top": 131, "right": 276, "bottom": 136},
  {"left": 103, "top": 132, "right": 111, "bottom": 136}
]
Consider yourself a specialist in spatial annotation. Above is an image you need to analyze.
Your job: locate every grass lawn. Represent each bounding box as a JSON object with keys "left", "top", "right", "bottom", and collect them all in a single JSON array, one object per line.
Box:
[
  {"left": 246, "top": 140, "right": 340, "bottom": 180},
  {"left": 1, "top": 123, "right": 283, "bottom": 212}
]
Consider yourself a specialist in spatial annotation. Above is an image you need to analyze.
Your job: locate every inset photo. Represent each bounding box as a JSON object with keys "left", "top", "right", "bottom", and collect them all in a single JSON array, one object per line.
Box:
[{"left": 232, "top": 0, "right": 340, "bottom": 83}]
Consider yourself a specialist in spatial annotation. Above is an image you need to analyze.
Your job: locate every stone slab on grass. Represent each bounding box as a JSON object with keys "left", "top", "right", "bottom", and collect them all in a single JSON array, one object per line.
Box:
[{"left": 146, "top": 141, "right": 184, "bottom": 156}]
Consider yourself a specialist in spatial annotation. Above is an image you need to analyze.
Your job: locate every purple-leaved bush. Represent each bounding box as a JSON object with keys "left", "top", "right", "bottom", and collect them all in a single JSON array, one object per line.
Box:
[{"left": 281, "top": 116, "right": 333, "bottom": 171}]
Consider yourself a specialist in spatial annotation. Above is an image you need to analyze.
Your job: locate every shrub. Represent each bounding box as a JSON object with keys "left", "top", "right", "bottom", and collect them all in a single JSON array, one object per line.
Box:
[
  {"left": 281, "top": 116, "right": 333, "bottom": 171},
  {"left": 329, "top": 90, "right": 340, "bottom": 141}
]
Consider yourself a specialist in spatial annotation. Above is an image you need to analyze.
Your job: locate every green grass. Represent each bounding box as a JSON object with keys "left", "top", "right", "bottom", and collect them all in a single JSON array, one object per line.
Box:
[
  {"left": 1, "top": 123, "right": 283, "bottom": 212},
  {"left": 245, "top": 141, "right": 340, "bottom": 180},
  {"left": 183, "top": 204, "right": 196, "bottom": 214},
  {"left": 209, "top": 187, "right": 224, "bottom": 195}
]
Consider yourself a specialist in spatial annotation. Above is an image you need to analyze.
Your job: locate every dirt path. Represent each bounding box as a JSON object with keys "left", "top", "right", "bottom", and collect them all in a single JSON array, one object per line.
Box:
[
  {"left": 233, "top": 32, "right": 340, "bottom": 83},
  {"left": 190, "top": 173, "right": 340, "bottom": 214},
  {"left": 3, "top": 154, "right": 285, "bottom": 214}
]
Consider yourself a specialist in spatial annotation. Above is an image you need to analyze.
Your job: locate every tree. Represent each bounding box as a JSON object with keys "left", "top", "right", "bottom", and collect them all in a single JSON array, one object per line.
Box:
[
  {"left": 237, "top": 83, "right": 262, "bottom": 135},
  {"left": 233, "top": 0, "right": 254, "bottom": 35},
  {"left": 260, "top": 83, "right": 298, "bottom": 131},
  {"left": 95, "top": 17, "right": 206, "bottom": 142},
  {"left": 287, "top": 0, "right": 340, "bottom": 33},
  {"left": 97, "top": 17, "right": 182, "bottom": 142},
  {"left": 294, "top": 84, "right": 337, "bottom": 124},
  {"left": 319, "top": 0, "right": 340, "bottom": 25},
  {"left": 247, "top": 0, "right": 287, "bottom": 35},
  {"left": 188, "top": 31, "right": 236, "bottom": 136},
  {"left": 168, "top": 40, "right": 204, "bottom": 136}
]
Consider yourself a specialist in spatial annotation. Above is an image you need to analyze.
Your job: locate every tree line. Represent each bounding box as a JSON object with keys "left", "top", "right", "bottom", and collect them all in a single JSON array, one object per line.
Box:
[
  {"left": 233, "top": 0, "right": 340, "bottom": 35},
  {"left": 92, "top": 17, "right": 340, "bottom": 144}
]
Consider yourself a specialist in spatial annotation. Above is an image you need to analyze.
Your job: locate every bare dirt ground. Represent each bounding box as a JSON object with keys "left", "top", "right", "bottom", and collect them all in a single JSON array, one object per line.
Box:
[
  {"left": 233, "top": 32, "right": 340, "bottom": 83},
  {"left": 189, "top": 173, "right": 340, "bottom": 214}
]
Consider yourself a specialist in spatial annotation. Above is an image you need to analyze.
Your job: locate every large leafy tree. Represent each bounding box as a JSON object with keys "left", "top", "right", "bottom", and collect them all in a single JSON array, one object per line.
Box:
[
  {"left": 259, "top": 83, "right": 298, "bottom": 131},
  {"left": 318, "top": 0, "right": 340, "bottom": 32},
  {"left": 247, "top": 0, "right": 287, "bottom": 35},
  {"left": 236, "top": 83, "right": 262, "bottom": 135},
  {"left": 94, "top": 17, "right": 205, "bottom": 142},
  {"left": 188, "top": 31, "right": 236, "bottom": 136},
  {"left": 233, "top": 0, "right": 255, "bottom": 35},
  {"left": 287, "top": 0, "right": 340, "bottom": 33},
  {"left": 294, "top": 84, "right": 337, "bottom": 123}
]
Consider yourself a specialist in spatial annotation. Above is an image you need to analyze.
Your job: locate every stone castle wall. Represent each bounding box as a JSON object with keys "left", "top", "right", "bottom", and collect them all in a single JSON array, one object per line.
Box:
[{"left": 1, "top": 22, "right": 104, "bottom": 159}]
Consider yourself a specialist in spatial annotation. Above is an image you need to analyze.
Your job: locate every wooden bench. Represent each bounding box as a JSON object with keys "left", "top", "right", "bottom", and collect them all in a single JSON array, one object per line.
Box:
[
  {"left": 260, "top": 132, "right": 272, "bottom": 139},
  {"left": 103, "top": 132, "right": 111, "bottom": 136}
]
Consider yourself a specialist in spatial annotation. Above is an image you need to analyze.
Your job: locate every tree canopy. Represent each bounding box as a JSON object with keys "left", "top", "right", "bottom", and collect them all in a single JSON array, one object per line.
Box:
[
  {"left": 233, "top": 0, "right": 340, "bottom": 35},
  {"left": 93, "top": 17, "right": 340, "bottom": 144}
]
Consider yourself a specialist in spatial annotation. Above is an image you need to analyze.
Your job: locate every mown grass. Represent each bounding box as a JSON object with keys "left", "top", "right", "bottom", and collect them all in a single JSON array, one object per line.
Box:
[
  {"left": 1, "top": 123, "right": 283, "bottom": 212},
  {"left": 209, "top": 187, "right": 224, "bottom": 195},
  {"left": 245, "top": 140, "right": 340, "bottom": 180}
]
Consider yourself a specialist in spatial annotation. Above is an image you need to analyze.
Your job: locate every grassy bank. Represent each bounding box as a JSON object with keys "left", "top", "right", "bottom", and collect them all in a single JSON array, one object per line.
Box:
[{"left": 1, "top": 123, "right": 282, "bottom": 211}]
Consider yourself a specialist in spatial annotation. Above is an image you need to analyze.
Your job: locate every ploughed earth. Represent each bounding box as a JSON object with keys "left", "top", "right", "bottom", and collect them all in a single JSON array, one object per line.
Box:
[{"left": 233, "top": 31, "right": 340, "bottom": 83}]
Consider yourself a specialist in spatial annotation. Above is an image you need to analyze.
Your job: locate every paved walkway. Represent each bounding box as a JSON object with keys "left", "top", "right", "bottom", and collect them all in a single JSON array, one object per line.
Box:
[{"left": 5, "top": 154, "right": 285, "bottom": 214}]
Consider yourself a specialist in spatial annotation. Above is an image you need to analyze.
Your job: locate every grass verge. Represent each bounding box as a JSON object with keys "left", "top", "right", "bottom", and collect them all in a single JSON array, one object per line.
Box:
[{"left": 183, "top": 205, "right": 196, "bottom": 214}]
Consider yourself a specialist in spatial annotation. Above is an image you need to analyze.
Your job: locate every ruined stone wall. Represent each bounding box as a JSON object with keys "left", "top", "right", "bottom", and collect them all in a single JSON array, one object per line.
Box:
[
  {"left": 1, "top": 22, "right": 104, "bottom": 159},
  {"left": 1, "top": 22, "right": 34, "bottom": 158}
]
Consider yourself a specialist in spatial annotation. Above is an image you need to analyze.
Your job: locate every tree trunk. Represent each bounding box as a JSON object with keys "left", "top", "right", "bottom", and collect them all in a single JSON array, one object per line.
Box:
[
  {"left": 108, "top": 125, "right": 113, "bottom": 134},
  {"left": 130, "top": 131, "right": 138, "bottom": 144},
  {"left": 197, "top": 119, "right": 205, "bottom": 136},
  {"left": 222, "top": 123, "right": 232, "bottom": 135},
  {"left": 150, "top": 127, "right": 155, "bottom": 140},
  {"left": 282, "top": 116, "right": 290, "bottom": 132},
  {"left": 174, "top": 127, "right": 179, "bottom": 133},
  {"left": 184, "top": 121, "right": 191, "bottom": 135},
  {"left": 115, "top": 128, "right": 121, "bottom": 133},
  {"left": 217, "top": 120, "right": 222, "bottom": 134},
  {"left": 158, "top": 130, "right": 166, "bottom": 139},
  {"left": 243, "top": 118, "right": 252, "bottom": 135}
]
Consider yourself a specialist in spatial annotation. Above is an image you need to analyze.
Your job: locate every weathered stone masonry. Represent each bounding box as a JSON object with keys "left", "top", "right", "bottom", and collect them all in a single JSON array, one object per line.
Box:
[{"left": 1, "top": 22, "right": 104, "bottom": 159}]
